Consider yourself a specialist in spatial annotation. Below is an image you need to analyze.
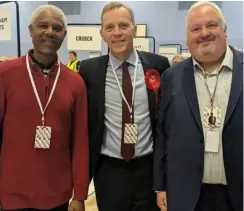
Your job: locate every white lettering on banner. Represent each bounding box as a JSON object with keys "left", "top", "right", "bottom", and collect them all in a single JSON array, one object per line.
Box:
[
  {"left": 0, "top": 7, "right": 11, "bottom": 40},
  {"left": 67, "top": 26, "right": 101, "bottom": 51}
]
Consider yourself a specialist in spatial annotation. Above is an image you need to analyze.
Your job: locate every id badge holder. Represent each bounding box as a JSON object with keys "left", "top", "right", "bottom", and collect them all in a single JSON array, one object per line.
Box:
[
  {"left": 34, "top": 115, "right": 52, "bottom": 149},
  {"left": 124, "top": 123, "right": 138, "bottom": 144},
  {"left": 205, "top": 130, "right": 220, "bottom": 153}
]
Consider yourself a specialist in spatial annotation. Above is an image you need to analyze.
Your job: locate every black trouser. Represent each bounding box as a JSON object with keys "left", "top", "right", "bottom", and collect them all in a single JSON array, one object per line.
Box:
[
  {"left": 2, "top": 202, "right": 69, "bottom": 211},
  {"left": 194, "top": 184, "right": 233, "bottom": 211},
  {"left": 94, "top": 154, "right": 159, "bottom": 211}
]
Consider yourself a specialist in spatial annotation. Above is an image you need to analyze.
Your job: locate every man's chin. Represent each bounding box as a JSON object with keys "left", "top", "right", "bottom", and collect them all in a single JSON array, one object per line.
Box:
[
  {"left": 201, "top": 51, "right": 214, "bottom": 56},
  {"left": 198, "top": 47, "right": 216, "bottom": 56},
  {"left": 39, "top": 48, "right": 57, "bottom": 56},
  {"left": 111, "top": 46, "right": 127, "bottom": 53},
  {"left": 110, "top": 48, "right": 127, "bottom": 56}
]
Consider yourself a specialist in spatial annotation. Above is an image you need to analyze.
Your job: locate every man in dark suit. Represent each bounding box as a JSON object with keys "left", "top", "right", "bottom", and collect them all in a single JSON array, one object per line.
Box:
[
  {"left": 79, "top": 2, "right": 169, "bottom": 211},
  {"left": 154, "top": 2, "right": 243, "bottom": 211}
]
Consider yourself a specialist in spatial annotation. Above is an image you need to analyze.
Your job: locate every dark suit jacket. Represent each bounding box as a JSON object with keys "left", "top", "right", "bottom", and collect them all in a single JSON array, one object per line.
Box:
[
  {"left": 154, "top": 46, "right": 243, "bottom": 211},
  {"left": 79, "top": 51, "right": 170, "bottom": 180}
]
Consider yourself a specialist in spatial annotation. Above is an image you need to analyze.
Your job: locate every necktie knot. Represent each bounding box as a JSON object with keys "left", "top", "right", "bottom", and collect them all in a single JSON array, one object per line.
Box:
[{"left": 122, "top": 62, "right": 130, "bottom": 71}]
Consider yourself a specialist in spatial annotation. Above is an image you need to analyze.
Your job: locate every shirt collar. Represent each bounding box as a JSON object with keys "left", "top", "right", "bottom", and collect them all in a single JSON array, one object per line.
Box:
[
  {"left": 28, "top": 49, "right": 58, "bottom": 71},
  {"left": 109, "top": 48, "right": 137, "bottom": 71},
  {"left": 193, "top": 45, "right": 233, "bottom": 74},
  {"left": 28, "top": 49, "right": 59, "bottom": 74}
]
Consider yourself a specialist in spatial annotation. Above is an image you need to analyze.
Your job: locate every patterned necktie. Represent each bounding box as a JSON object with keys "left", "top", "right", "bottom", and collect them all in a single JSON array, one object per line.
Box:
[{"left": 121, "top": 62, "right": 135, "bottom": 161}]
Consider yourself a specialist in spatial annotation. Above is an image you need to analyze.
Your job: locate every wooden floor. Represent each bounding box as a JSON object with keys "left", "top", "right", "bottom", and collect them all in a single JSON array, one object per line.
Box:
[
  {"left": 85, "top": 193, "right": 98, "bottom": 211},
  {"left": 69, "top": 180, "right": 98, "bottom": 210}
]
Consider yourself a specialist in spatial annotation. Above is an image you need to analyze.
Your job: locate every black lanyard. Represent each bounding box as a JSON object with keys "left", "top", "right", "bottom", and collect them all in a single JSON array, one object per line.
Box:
[{"left": 203, "top": 71, "right": 220, "bottom": 127}]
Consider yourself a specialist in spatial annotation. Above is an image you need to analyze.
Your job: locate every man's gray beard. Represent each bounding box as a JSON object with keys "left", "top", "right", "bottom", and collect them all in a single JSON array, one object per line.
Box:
[{"left": 39, "top": 47, "right": 54, "bottom": 55}]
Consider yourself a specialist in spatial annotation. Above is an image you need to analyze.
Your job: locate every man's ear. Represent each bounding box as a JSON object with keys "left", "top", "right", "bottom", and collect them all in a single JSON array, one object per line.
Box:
[
  {"left": 100, "top": 28, "right": 105, "bottom": 42},
  {"left": 224, "top": 24, "right": 227, "bottom": 32},
  {"left": 224, "top": 24, "right": 227, "bottom": 38},
  {"left": 29, "top": 24, "right": 33, "bottom": 37},
  {"left": 63, "top": 30, "right": 67, "bottom": 38},
  {"left": 133, "top": 24, "right": 137, "bottom": 37}
]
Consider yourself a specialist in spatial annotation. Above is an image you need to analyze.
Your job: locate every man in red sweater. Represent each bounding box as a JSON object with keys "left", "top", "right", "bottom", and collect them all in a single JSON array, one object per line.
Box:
[{"left": 0, "top": 5, "right": 89, "bottom": 211}]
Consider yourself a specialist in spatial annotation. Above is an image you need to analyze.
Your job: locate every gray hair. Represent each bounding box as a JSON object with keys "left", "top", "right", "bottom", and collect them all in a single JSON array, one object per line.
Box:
[
  {"left": 185, "top": 1, "right": 226, "bottom": 30},
  {"left": 30, "top": 5, "right": 67, "bottom": 30}
]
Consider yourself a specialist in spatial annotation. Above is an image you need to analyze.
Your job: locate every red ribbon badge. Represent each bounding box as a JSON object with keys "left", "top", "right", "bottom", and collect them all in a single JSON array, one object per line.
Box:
[{"left": 145, "top": 69, "right": 160, "bottom": 118}]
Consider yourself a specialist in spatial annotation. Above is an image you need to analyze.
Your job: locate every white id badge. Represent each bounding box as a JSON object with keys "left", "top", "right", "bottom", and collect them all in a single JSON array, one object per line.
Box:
[
  {"left": 124, "top": 123, "right": 138, "bottom": 144},
  {"left": 205, "top": 130, "right": 220, "bottom": 153},
  {"left": 34, "top": 126, "right": 52, "bottom": 149}
]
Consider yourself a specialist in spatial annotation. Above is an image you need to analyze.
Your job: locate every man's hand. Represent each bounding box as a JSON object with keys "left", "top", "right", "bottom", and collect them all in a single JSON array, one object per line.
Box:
[
  {"left": 0, "top": 56, "right": 13, "bottom": 62},
  {"left": 68, "top": 200, "right": 85, "bottom": 211},
  {"left": 157, "top": 191, "right": 167, "bottom": 211}
]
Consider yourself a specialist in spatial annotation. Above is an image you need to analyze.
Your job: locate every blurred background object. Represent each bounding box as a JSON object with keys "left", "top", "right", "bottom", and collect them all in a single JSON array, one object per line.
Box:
[{"left": 0, "top": 56, "right": 14, "bottom": 62}]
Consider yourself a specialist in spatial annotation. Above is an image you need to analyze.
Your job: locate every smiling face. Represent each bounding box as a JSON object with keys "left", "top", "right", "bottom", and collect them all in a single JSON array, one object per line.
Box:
[
  {"left": 186, "top": 5, "right": 227, "bottom": 63},
  {"left": 29, "top": 10, "right": 67, "bottom": 57},
  {"left": 100, "top": 7, "right": 136, "bottom": 60}
]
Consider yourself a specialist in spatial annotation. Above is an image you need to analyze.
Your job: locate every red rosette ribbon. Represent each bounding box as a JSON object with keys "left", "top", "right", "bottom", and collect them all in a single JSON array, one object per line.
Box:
[{"left": 145, "top": 69, "right": 160, "bottom": 118}]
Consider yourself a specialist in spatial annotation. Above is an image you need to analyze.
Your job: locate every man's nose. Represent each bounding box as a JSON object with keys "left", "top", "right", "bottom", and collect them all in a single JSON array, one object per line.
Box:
[
  {"left": 113, "top": 26, "right": 122, "bottom": 36},
  {"left": 201, "top": 27, "right": 211, "bottom": 37},
  {"left": 45, "top": 26, "right": 55, "bottom": 36}
]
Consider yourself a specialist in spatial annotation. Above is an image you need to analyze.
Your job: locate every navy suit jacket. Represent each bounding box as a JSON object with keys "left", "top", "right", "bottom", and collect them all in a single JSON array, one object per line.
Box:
[
  {"left": 154, "top": 46, "right": 243, "bottom": 211},
  {"left": 79, "top": 51, "right": 170, "bottom": 180}
]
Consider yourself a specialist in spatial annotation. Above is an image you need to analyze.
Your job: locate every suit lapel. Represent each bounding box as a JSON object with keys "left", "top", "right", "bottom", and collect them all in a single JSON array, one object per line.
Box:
[
  {"left": 183, "top": 59, "right": 203, "bottom": 134},
  {"left": 96, "top": 55, "right": 109, "bottom": 130},
  {"left": 137, "top": 51, "right": 156, "bottom": 132},
  {"left": 224, "top": 49, "right": 243, "bottom": 127}
]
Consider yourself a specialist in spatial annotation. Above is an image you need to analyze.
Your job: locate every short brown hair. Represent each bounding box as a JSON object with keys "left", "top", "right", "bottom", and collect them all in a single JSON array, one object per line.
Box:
[
  {"left": 69, "top": 51, "right": 77, "bottom": 58},
  {"left": 101, "top": 2, "right": 135, "bottom": 25}
]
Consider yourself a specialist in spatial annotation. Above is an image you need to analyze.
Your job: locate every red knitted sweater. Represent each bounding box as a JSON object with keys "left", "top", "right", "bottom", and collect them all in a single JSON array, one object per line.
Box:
[{"left": 0, "top": 53, "right": 89, "bottom": 209}]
